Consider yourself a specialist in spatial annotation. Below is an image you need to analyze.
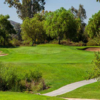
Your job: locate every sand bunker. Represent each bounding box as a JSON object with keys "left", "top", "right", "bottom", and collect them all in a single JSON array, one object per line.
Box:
[
  {"left": 85, "top": 48, "right": 100, "bottom": 52},
  {"left": 0, "top": 51, "right": 7, "bottom": 56}
]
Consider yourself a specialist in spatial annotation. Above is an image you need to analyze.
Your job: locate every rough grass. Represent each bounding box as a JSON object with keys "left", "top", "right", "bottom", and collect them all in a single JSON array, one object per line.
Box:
[
  {"left": 58, "top": 81, "right": 100, "bottom": 99},
  {"left": 2, "top": 63, "right": 94, "bottom": 93},
  {"left": 0, "top": 91, "right": 64, "bottom": 100}
]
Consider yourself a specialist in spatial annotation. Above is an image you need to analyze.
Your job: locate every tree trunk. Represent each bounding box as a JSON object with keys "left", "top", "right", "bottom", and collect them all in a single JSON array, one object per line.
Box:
[
  {"left": 35, "top": 36, "right": 37, "bottom": 45},
  {"left": 3, "top": 38, "right": 5, "bottom": 46},
  {"left": 58, "top": 36, "right": 60, "bottom": 44},
  {"left": 32, "top": 39, "right": 34, "bottom": 46}
]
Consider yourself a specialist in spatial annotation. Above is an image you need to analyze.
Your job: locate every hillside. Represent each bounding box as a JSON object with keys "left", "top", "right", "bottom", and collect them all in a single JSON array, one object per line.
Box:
[{"left": 9, "top": 20, "right": 20, "bottom": 27}]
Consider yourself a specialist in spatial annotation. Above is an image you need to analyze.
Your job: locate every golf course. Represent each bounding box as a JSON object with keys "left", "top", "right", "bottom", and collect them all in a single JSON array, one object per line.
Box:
[
  {"left": 0, "top": 44, "right": 99, "bottom": 100},
  {"left": 1, "top": 0, "right": 100, "bottom": 99}
]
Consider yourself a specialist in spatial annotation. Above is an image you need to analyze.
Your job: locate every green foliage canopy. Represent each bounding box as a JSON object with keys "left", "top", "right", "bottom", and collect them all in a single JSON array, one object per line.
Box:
[
  {"left": 0, "top": 15, "right": 16, "bottom": 46},
  {"left": 21, "top": 16, "right": 44, "bottom": 45},
  {"left": 85, "top": 11, "right": 100, "bottom": 38},
  {"left": 97, "top": 0, "right": 100, "bottom": 2},
  {"left": 44, "top": 7, "right": 80, "bottom": 43},
  {"left": 4, "top": 0, "right": 45, "bottom": 20}
]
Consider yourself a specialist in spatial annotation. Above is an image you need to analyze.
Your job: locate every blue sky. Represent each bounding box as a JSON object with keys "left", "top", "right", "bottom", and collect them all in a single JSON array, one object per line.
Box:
[{"left": 0, "top": 0, "right": 100, "bottom": 23}]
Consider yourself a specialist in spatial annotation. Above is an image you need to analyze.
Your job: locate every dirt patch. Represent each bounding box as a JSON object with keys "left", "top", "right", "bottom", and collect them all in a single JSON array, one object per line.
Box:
[
  {"left": 0, "top": 51, "right": 7, "bottom": 56},
  {"left": 0, "top": 54, "right": 7, "bottom": 56},
  {"left": 85, "top": 48, "right": 100, "bottom": 52}
]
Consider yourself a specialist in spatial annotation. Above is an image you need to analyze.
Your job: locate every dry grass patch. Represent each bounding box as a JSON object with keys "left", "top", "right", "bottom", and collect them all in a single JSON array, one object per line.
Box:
[{"left": 0, "top": 51, "right": 7, "bottom": 56}]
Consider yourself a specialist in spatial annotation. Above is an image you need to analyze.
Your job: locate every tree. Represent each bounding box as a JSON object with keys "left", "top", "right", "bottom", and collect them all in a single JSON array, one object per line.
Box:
[
  {"left": 71, "top": 4, "right": 86, "bottom": 22},
  {"left": 4, "top": 0, "right": 45, "bottom": 20},
  {"left": 21, "top": 16, "right": 44, "bottom": 46},
  {"left": 0, "top": 15, "right": 16, "bottom": 46},
  {"left": 97, "top": 0, "right": 100, "bottom": 2},
  {"left": 14, "top": 23, "right": 21, "bottom": 40},
  {"left": 70, "top": 4, "right": 87, "bottom": 42},
  {"left": 85, "top": 11, "right": 100, "bottom": 38},
  {"left": 44, "top": 7, "right": 78, "bottom": 44}
]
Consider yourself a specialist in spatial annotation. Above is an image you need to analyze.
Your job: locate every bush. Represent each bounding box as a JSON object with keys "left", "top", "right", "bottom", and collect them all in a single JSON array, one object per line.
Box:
[
  {"left": 22, "top": 40, "right": 32, "bottom": 46},
  {"left": 0, "top": 63, "right": 46, "bottom": 92},
  {"left": 92, "top": 52, "right": 100, "bottom": 79},
  {"left": 87, "top": 52, "right": 100, "bottom": 80},
  {"left": 10, "top": 38, "right": 21, "bottom": 46},
  {"left": 50, "top": 40, "right": 58, "bottom": 44},
  {"left": 61, "top": 40, "right": 85, "bottom": 46},
  {"left": 87, "top": 39, "right": 97, "bottom": 46},
  {"left": 87, "top": 37, "right": 100, "bottom": 46}
]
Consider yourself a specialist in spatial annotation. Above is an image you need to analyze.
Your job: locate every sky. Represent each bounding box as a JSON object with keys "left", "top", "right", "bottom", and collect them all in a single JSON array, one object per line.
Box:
[{"left": 0, "top": 0, "right": 100, "bottom": 24}]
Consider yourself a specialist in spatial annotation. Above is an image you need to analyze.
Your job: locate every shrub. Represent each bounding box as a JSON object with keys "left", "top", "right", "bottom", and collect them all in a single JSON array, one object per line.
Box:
[
  {"left": 92, "top": 52, "right": 100, "bottom": 79},
  {"left": 87, "top": 37, "right": 100, "bottom": 46},
  {"left": 61, "top": 40, "right": 85, "bottom": 46},
  {"left": 87, "top": 52, "right": 100, "bottom": 80},
  {"left": 0, "top": 63, "right": 46, "bottom": 92},
  {"left": 50, "top": 40, "right": 58, "bottom": 44},
  {"left": 10, "top": 38, "right": 21, "bottom": 46},
  {"left": 21, "top": 40, "right": 31, "bottom": 46},
  {"left": 86, "top": 39, "right": 97, "bottom": 46},
  {"left": 77, "top": 41, "right": 85, "bottom": 46}
]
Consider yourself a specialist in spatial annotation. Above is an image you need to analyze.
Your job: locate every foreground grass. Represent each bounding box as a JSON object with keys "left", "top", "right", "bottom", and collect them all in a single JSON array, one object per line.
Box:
[
  {"left": 0, "top": 92, "right": 64, "bottom": 100},
  {"left": 2, "top": 63, "right": 94, "bottom": 93},
  {"left": 58, "top": 81, "right": 100, "bottom": 99}
]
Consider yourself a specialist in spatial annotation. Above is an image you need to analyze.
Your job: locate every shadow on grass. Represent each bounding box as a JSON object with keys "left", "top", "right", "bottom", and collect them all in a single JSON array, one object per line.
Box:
[{"left": 0, "top": 45, "right": 18, "bottom": 48}]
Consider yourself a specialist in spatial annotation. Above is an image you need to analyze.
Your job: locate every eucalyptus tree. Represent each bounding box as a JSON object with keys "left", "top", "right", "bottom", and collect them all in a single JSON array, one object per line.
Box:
[
  {"left": 71, "top": 4, "right": 86, "bottom": 23},
  {"left": 4, "top": 0, "right": 45, "bottom": 20},
  {"left": 44, "top": 7, "right": 78, "bottom": 44},
  {"left": 70, "top": 4, "right": 87, "bottom": 42}
]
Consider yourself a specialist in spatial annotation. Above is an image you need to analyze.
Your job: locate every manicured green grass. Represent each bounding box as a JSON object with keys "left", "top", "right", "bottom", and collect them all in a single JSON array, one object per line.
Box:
[
  {"left": 58, "top": 81, "right": 100, "bottom": 99},
  {"left": 0, "top": 44, "right": 97, "bottom": 97},
  {"left": 0, "top": 44, "right": 95, "bottom": 92},
  {"left": 0, "top": 91, "right": 64, "bottom": 100},
  {"left": 0, "top": 44, "right": 95, "bottom": 63}
]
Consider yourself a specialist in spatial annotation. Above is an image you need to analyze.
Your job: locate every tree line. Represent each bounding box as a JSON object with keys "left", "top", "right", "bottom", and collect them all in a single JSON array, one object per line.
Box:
[{"left": 0, "top": 0, "right": 100, "bottom": 46}]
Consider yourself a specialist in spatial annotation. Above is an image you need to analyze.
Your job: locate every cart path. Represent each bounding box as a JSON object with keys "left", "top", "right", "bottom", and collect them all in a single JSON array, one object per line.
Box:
[{"left": 43, "top": 79, "right": 97, "bottom": 96}]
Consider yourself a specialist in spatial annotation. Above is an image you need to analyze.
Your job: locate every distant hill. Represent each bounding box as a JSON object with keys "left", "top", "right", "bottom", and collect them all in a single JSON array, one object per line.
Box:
[{"left": 9, "top": 20, "right": 20, "bottom": 28}]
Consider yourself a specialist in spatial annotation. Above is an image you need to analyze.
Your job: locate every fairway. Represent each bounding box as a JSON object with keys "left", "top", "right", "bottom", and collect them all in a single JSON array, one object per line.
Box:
[
  {"left": 0, "top": 44, "right": 96, "bottom": 93},
  {"left": 0, "top": 44, "right": 95, "bottom": 63}
]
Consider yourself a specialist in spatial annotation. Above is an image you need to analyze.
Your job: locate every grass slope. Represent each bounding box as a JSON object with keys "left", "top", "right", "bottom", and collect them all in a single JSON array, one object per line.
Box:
[
  {"left": 0, "top": 91, "right": 64, "bottom": 100},
  {"left": 4, "top": 63, "right": 93, "bottom": 93},
  {"left": 58, "top": 82, "right": 100, "bottom": 99}
]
